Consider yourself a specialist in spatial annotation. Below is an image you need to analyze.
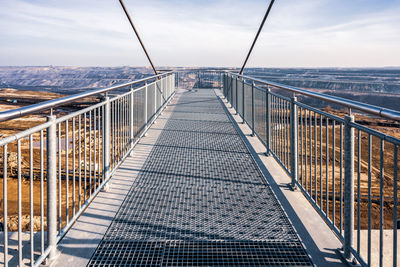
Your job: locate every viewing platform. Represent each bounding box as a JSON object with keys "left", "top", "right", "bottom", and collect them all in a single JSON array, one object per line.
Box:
[
  {"left": 0, "top": 71, "right": 399, "bottom": 266},
  {"left": 53, "top": 87, "right": 342, "bottom": 266}
]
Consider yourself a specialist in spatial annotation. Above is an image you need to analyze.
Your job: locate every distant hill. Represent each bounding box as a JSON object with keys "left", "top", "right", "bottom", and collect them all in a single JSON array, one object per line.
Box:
[
  {"left": 244, "top": 68, "right": 400, "bottom": 94},
  {"left": 0, "top": 66, "right": 154, "bottom": 94}
]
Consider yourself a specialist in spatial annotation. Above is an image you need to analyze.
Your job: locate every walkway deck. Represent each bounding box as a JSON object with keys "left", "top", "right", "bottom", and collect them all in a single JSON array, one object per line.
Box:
[{"left": 82, "top": 88, "right": 312, "bottom": 266}]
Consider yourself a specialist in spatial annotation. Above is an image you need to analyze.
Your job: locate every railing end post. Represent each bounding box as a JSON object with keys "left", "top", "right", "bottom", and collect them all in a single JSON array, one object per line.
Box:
[
  {"left": 46, "top": 115, "right": 58, "bottom": 263},
  {"left": 343, "top": 114, "right": 355, "bottom": 260},
  {"left": 266, "top": 86, "right": 271, "bottom": 155},
  {"left": 251, "top": 81, "right": 255, "bottom": 136},
  {"left": 290, "top": 96, "right": 298, "bottom": 189},
  {"left": 129, "top": 85, "right": 135, "bottom": 152},
  {"left": 103, "top": 97, "right": 111, "bottom": 182}
]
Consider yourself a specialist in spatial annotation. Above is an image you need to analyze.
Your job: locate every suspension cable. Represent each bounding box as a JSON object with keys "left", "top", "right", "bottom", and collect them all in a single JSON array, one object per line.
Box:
[
  {"left": 239, "top": 0, "right": 275, "bottom": 75},
  {"left": 119, "top": 0, "right": 158, "bottom": 75}
]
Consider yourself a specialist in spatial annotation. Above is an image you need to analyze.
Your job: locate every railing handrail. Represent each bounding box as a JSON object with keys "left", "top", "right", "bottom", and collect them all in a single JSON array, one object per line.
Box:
[
  {"left": 0, "top": 71, "right": 173, "bottom": 122},
  {"left": 227, "top": 71, "right": 400, "bottom": 121}
]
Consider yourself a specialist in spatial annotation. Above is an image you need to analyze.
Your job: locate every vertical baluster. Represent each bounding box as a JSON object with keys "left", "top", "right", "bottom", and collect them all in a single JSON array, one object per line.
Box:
[
  {"left": 117, "top": 98, "right": 124, "bottom": 156},
  {"left": 93, "top": 109, "right": 97, "bottom": 192},
  {"left": 154, "top": 81, "right": 157, "bottom": 117},
  {"left": 125, "top": 96, "right": 129, "bottom": 150},
  {"left": 309, "top": 110, "right": 312, "bottom": 196},
  {"left": 282, "top": 101, "right": 285, "bottom": 166},
  {"left": 393, "top": 145, "right": 398, "bottom": 267},
  {"left": 40, "top": 130, "right": 44, "bottom": 255},
  {"left": 17, "top": 140, "right": 22, "bottom": 266},
  {"left": 81, "top": 112, "right": 87, "bottom": 202},
  {"left": 242, "top": 80, "right": 245, "bottom": 123},
  {"left": 103, "top": 97, "right": 111, "bottom": 183},
  {"left": 3, "top": 145, "right": 8, "bottom": 267},
  {"left": 276, "top": 97, "right": 280, "bottom": 159},
  {"left": 235, "top": 77, "right": 238, "bottom": 114},
  {"left": 300, "top": 107, "right": 304, "bottom": 186},
  {"left": 266, "top": 87, "right": 271, "bottom": 154},
  {"left": 116, "top": 100, "right": 119, "bottom": 162},
  {"left": 367, "top": 134, "right": 372, "bottom": 265},
  {"left": 29, "top": 135, "right": 34, "bottom": 266},
  {"left": 272, "top": 96, "right": 275, "bottom": 153},
  {"left": 325, "top": 118, "right": 329, "bottom": 217},
  {"left": 319, "top": 114, "right": 322, "bottom": 208},
  {"left": 279, "top": 98, "right": 283, "bottom": 161},
  {"left": 98, "top": 107, "right": 102, "bottom": 185},
  {"left": 314, "top": 112, "right": 317, "bottom": 201},
  {"left": 120, "top": 99, "right": 123, "bottom": 155},
  {"left": 58, "top": 123, "right": 61, "bottom": 232},
  {"left": 112, "top": 101, "right": 115, "bottom": 167},
  {"left": 290, "top": 96, "right": 298, "bottom": 188},
  {"left": 357, "top": 130, "right": 361, "bottom": 254},
  {"left": 89, "top": 110, "right": 92, "bottom": 196},
  {"left": 340, "top": 123, "right": 343, "bottom": 233},
  {"left": 344, "top": 115, "right": 354, "bottom": 260},
  {"left": 78, "top": 115, "right": 82, "bottom": 208},
  {"left": 65, "top": 120, "right": 69, "bottom": 223},
  {"left": 304, "top": 110, "right": 308, "bottom": 192},
  {"left": 72, "top": 117, "right": 76, "bottom": 216},
  {"left": 130, "top": 86, "right": 134, "bottom": 151},
  {"left": 332, "top": 120, "right": 336, "bottom": 226},
  {"left": 251, "top": 82, "right": 255, "bottom": 136},
  {"left": 282, "top": 99, "right": 285, "bottom": 163},
  {"left": 379, "top": 139, "right": 384, "bottom": 267}
]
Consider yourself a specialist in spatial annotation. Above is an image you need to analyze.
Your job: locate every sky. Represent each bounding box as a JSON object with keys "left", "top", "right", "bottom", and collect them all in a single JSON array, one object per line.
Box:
[{"left": 0, "top": 0, "right": 399, "bottom": 68}]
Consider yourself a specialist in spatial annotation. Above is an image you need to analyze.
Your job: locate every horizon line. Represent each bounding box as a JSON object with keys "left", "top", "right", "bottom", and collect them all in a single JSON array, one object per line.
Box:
[{"left": 1, "top": 65, "right": 400, "bottom": 69}]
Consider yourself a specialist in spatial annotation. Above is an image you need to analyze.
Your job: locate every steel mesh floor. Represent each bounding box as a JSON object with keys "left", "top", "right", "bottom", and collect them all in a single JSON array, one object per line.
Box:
[{"left": 88, "top": 89, "right": 312, "bottom": 266}]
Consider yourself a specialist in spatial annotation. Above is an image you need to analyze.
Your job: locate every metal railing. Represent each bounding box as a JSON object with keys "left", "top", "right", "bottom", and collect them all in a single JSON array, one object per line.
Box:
[
  {"left": 222, "top": 72, "right": 399, "bottom": 267},
  {"left": 0, "top": 72, "right": 175, "bottom": 266},
  {"left": 176, "top": 69, "right": 226, "bottom": 89}
]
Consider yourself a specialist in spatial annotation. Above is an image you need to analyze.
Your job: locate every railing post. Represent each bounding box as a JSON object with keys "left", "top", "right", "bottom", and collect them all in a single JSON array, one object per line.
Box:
[
  {"left": 266, "top": 87, "right": 271, "bottom": 155},
  {"left": 164, "top": 76, "right": 166, "bottom": 101},
  {"left": 225, "top": 74, "right": 227, "bottom": 98},
  {"left": 144, "top": 81, "right": 148, "bottom": 130},
  {"left": 154, "top": 80, "right": 157, "bottom": 116},
  {"left": 198, "top": 71, "right": 201, "bottom": 88},
  {"left": 229, "top": 75, "right": 232, "bottom": 107},
  {"left": 103, "top": 97, "right": 111, "bottom": 182},
  {"left": 235, "top": 77, "right": 238, "bottom": 114},
  {"left": 242, "top": 79, "right": 245, "bottom": 124},
  {"left": 224, "top": 74, "right": 228, "bottom": 100},
  {"left": 171, "top": 74, "right": 174, "bottom": 96},
  {"left": 129, "top": 85, "right": 134, "bottom": 151},
  {"left": 290, "top": 96, "right": 298, "bottom": 189},
  {"left": 251, "top": 82, "right": 255, "bottom": 136},
  {"left": 167, "top": 74, "right": 170, "bottom": 96},
  {"left": 344, "top": 115, "right": 355, "bottom": 260},
  {"left": 222, "top": 74, "right": 225, "bottom": 96},
  {"left": 46, "top": 115, "right": 58, "bottom": 263}
]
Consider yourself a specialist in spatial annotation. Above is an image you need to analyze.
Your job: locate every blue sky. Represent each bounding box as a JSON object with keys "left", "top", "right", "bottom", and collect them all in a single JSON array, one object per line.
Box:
[{"left": 0, "top": 0, "right": 399, "bottom": 67}]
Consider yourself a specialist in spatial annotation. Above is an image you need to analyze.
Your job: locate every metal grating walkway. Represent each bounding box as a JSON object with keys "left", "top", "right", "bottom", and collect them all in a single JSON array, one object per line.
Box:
[{"left": 88, "top": 89, "right": 313, "bottom": 266}]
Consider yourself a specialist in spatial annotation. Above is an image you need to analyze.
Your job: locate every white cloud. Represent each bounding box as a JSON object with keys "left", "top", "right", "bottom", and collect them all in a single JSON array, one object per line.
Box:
[{"left": 0, "top": 0, "right": 399, "bottom": 67}]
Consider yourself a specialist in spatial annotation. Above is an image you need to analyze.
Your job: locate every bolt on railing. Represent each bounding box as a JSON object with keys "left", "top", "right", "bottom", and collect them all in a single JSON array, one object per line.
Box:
[{"left": 222, "top": 72, "right": 400, "bottom": 267}]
